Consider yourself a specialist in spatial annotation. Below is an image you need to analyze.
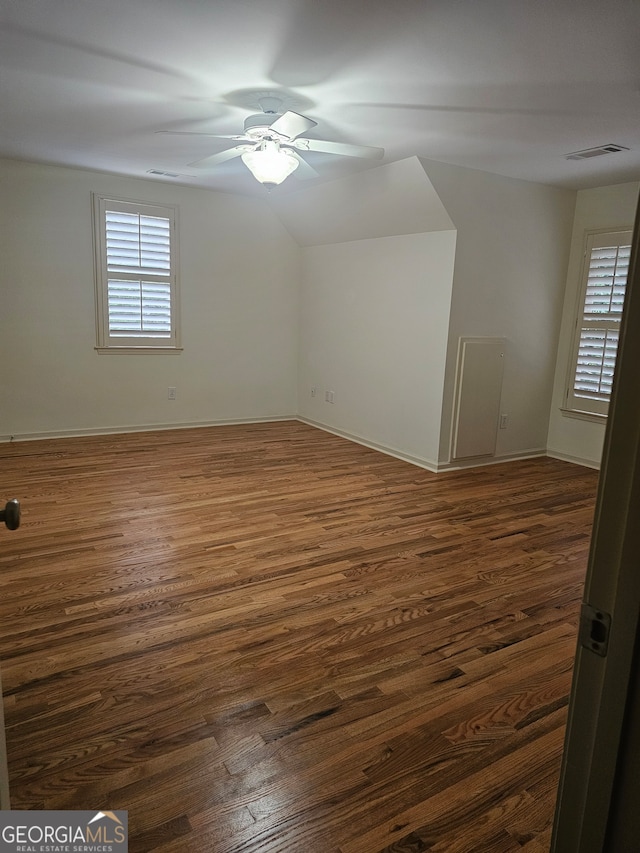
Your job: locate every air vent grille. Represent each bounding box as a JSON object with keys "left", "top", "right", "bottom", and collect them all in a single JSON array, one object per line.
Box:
[
  {"left": 566, "top": 144, "right": 629, "bottom": 161},
  {"left": 147, "top": 169, "right": 182, "bottom": 177}
]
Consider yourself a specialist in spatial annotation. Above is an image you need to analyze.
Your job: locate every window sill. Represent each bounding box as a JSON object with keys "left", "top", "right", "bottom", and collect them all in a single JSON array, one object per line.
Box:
[
  {"left": 95, "top": 346, "right": 183, "bottom": 355},
  {"left": 560, "top": 407, "right": 607, "bottom": 424}
]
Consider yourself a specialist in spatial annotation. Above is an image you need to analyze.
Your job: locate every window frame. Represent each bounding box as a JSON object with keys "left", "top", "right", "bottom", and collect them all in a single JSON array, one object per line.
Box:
[
  {"left": 563, "top": 227, "right": 632, "bottom": 420},
  {"left": 92, "top": 193, "right": 182, "bottom": 354}
]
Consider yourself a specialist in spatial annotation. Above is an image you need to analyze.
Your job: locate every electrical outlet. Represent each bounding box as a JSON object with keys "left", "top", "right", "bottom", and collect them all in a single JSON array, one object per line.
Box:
[
  {"left": 168, "top": 387, "right": 177, "bottom": 400},
  {"left": 325, "top": 390, "right": 334, "bottom": 403},
  {"left": 499, "top": 413, "right": 509, "bottom": 429}
]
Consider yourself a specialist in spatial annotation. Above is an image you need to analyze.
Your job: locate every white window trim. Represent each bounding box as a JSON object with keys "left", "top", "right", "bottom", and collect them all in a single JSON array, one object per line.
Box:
[
  {"left": 563, "top": 227, "right": 632, "bottom": 420},
  {"left": 92, "top": 193, "right": 182, "bottom": 353}
]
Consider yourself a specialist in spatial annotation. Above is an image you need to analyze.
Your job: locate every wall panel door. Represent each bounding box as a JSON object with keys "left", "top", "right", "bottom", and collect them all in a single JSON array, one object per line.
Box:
[{"left": 451, "top": 337, "right": 505, "bottom": 461}]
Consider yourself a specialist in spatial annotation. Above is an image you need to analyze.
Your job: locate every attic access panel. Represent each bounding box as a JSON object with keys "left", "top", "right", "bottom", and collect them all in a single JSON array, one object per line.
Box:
[{"left": 451, "top": 337, "right": 505, "bottom": 461}]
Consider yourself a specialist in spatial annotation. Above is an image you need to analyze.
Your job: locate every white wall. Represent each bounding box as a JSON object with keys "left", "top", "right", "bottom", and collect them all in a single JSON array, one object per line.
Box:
[
  {"left": 422, "top": 160, "right": 576, "bottom": 465},
  {"left": 292, "top": 156, "right": 576, "bottom": 471},
  {"left": 289, "top": 158, "right": 457, "bottom": 469},
  {"left": 547, "top": 181, "right": 639, "bottom": 467},
  {"left": 298, "top": 232, "right": 456, "bottom": 468},
  {"left": 4, "top": 154, "right": 618, "bottom": 474},
  {"left": 0, "top": 159, "right": 300, "bottom": 439}
]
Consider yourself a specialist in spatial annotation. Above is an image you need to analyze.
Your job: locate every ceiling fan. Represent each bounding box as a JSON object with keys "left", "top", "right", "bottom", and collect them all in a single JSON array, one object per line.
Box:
[{"left": 157, "top": 96, "right": 384, "bottom": 188}]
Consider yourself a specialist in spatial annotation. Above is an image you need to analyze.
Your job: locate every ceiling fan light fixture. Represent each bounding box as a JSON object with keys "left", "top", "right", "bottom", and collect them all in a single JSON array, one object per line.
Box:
[{"left": 241, "top": 140, "right": 299, "bottom": 187}]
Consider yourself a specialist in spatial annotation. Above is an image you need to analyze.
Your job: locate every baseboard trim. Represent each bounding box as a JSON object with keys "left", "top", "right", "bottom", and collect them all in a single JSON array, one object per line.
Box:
[
  {"left": 437, "top": 448, "right": 548, "bottom": 472},
  {"left": 298, "top": 419, "right": 552, "bottom": 473},
  {"left": 1, "top": 419, "right": 600, "bottom": 474},
  {"left": 0, "top": 415, "right": 297, "bottom": 444},
  {"left": 546, "top": 449, "right": 601, "bottom": 470},
  {"left": 297, "top": 418, "right": 441, "bottom": 472}
]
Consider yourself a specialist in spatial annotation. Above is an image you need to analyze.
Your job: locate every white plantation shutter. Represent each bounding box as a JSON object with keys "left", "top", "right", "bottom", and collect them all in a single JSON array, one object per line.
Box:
[
  {"left": 574, "top": 328, "right": 619, "bottom": 399},
  {"left": 107, "top": 280, "right": 172, "bottom": 336},
  {"left": 567, "top": 230, "right": 632, "bottom": 416},
  {"left": 105, "top": 211, "right": 172, "bottom": 338},
  {"left": 93, "top": 196, "right": 180, "bottom": 350}
]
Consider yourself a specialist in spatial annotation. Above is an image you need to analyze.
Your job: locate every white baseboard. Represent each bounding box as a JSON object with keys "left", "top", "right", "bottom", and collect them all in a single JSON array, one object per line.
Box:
[
  {"left": 298, "top": 419, "right": 554, "bottom": 473},
  {"left": 297, "top": 418, "right": 441, "bottom": 472},
  {"left": 546, "top": 449, "right": 601, "bottom": 470},
  {"left": 0, "top": 415, "right": 297, "bottom": 444},
  {"left": 1, "top": 418, "right": 600, "bottom": 475},
  {"left": 437, "top": 448, "right": 547, "bottom": 472}
]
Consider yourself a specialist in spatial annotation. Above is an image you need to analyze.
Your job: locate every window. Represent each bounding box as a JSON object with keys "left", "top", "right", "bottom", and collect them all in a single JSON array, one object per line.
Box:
[
  {"left": 93, "top": 194, "right": 181, "bottom": 352},
  {"left": 565, "top": 229, "right": 632, "bottom": 417}
]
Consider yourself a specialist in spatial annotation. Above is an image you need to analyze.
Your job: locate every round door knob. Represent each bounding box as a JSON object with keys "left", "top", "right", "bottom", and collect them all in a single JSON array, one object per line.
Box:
[{"left": 1, "top": 499, "right": 20, "bottom": 530}]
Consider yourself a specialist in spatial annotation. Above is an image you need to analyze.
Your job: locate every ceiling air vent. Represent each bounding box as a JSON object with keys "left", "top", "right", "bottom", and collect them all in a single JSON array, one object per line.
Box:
[
  {"left": 147, "top": 169, "right": 182, "bottom": 177},
  {"left": 565, "top": 144, "right": 629, "bottom": 161}
]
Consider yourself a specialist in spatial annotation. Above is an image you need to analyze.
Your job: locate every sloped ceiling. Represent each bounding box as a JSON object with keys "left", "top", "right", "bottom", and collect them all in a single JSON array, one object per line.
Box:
[
  {"left": 269, "top": 157, "right": 454, "bottom": 246},
  {"left": 1, "top": 0, "right": 639, "bottom": 197}
]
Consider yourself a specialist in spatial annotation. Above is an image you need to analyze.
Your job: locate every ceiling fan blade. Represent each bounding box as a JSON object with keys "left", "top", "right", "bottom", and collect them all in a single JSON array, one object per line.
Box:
[
  {"left": 269, "top": 111, "right": 318, "bottom": 141},
  {"left": 292, "top": 138, "right": 384, "bottom": 159},
  {"left": 187, "top": 146, "right": 251, "bottom": 169},
  {"left": 157, "top": 130, "right": 248, "bottom": 141},
  {"left": 288, "top": 151, "right": 320, "bottom": 181}
]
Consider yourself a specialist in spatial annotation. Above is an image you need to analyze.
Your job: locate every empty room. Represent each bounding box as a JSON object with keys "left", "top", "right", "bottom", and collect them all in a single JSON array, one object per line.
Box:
[{"left": 1, "top": 1, "right": 640, "bottom": 851}]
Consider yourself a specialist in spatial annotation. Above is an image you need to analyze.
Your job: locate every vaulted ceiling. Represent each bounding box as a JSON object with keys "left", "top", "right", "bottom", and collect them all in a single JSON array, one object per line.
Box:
[{"left": 1, "top": 0, "right": 639, "bottom": 196}]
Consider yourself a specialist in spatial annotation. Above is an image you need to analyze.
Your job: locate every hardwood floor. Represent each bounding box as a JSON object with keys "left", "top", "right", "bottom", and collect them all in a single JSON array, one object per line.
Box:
[{"left": 0, "top": 421, "right": 598, "bottom": 852}]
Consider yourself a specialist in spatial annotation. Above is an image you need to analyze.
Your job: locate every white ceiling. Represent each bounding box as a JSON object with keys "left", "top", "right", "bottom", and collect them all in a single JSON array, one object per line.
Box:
[{"left": 1, "top": 0, "right": 639, "bottom": 197}]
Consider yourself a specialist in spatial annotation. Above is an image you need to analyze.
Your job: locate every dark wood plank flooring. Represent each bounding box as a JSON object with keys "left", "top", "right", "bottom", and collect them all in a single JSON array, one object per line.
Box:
[{"left": 0, "top": 421, "right": 599, "bottom": 852}]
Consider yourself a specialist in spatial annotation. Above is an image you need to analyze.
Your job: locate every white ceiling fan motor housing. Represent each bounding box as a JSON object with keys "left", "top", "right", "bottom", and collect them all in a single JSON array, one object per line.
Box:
[{"left": 243, "top": 113, "right": 286, "bottom": 140}]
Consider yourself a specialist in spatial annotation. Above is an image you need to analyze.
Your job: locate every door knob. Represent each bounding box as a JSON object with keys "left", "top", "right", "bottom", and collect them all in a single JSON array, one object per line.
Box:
[{"left": 1, "top": 499, "right": 20, "bottom": 530}]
